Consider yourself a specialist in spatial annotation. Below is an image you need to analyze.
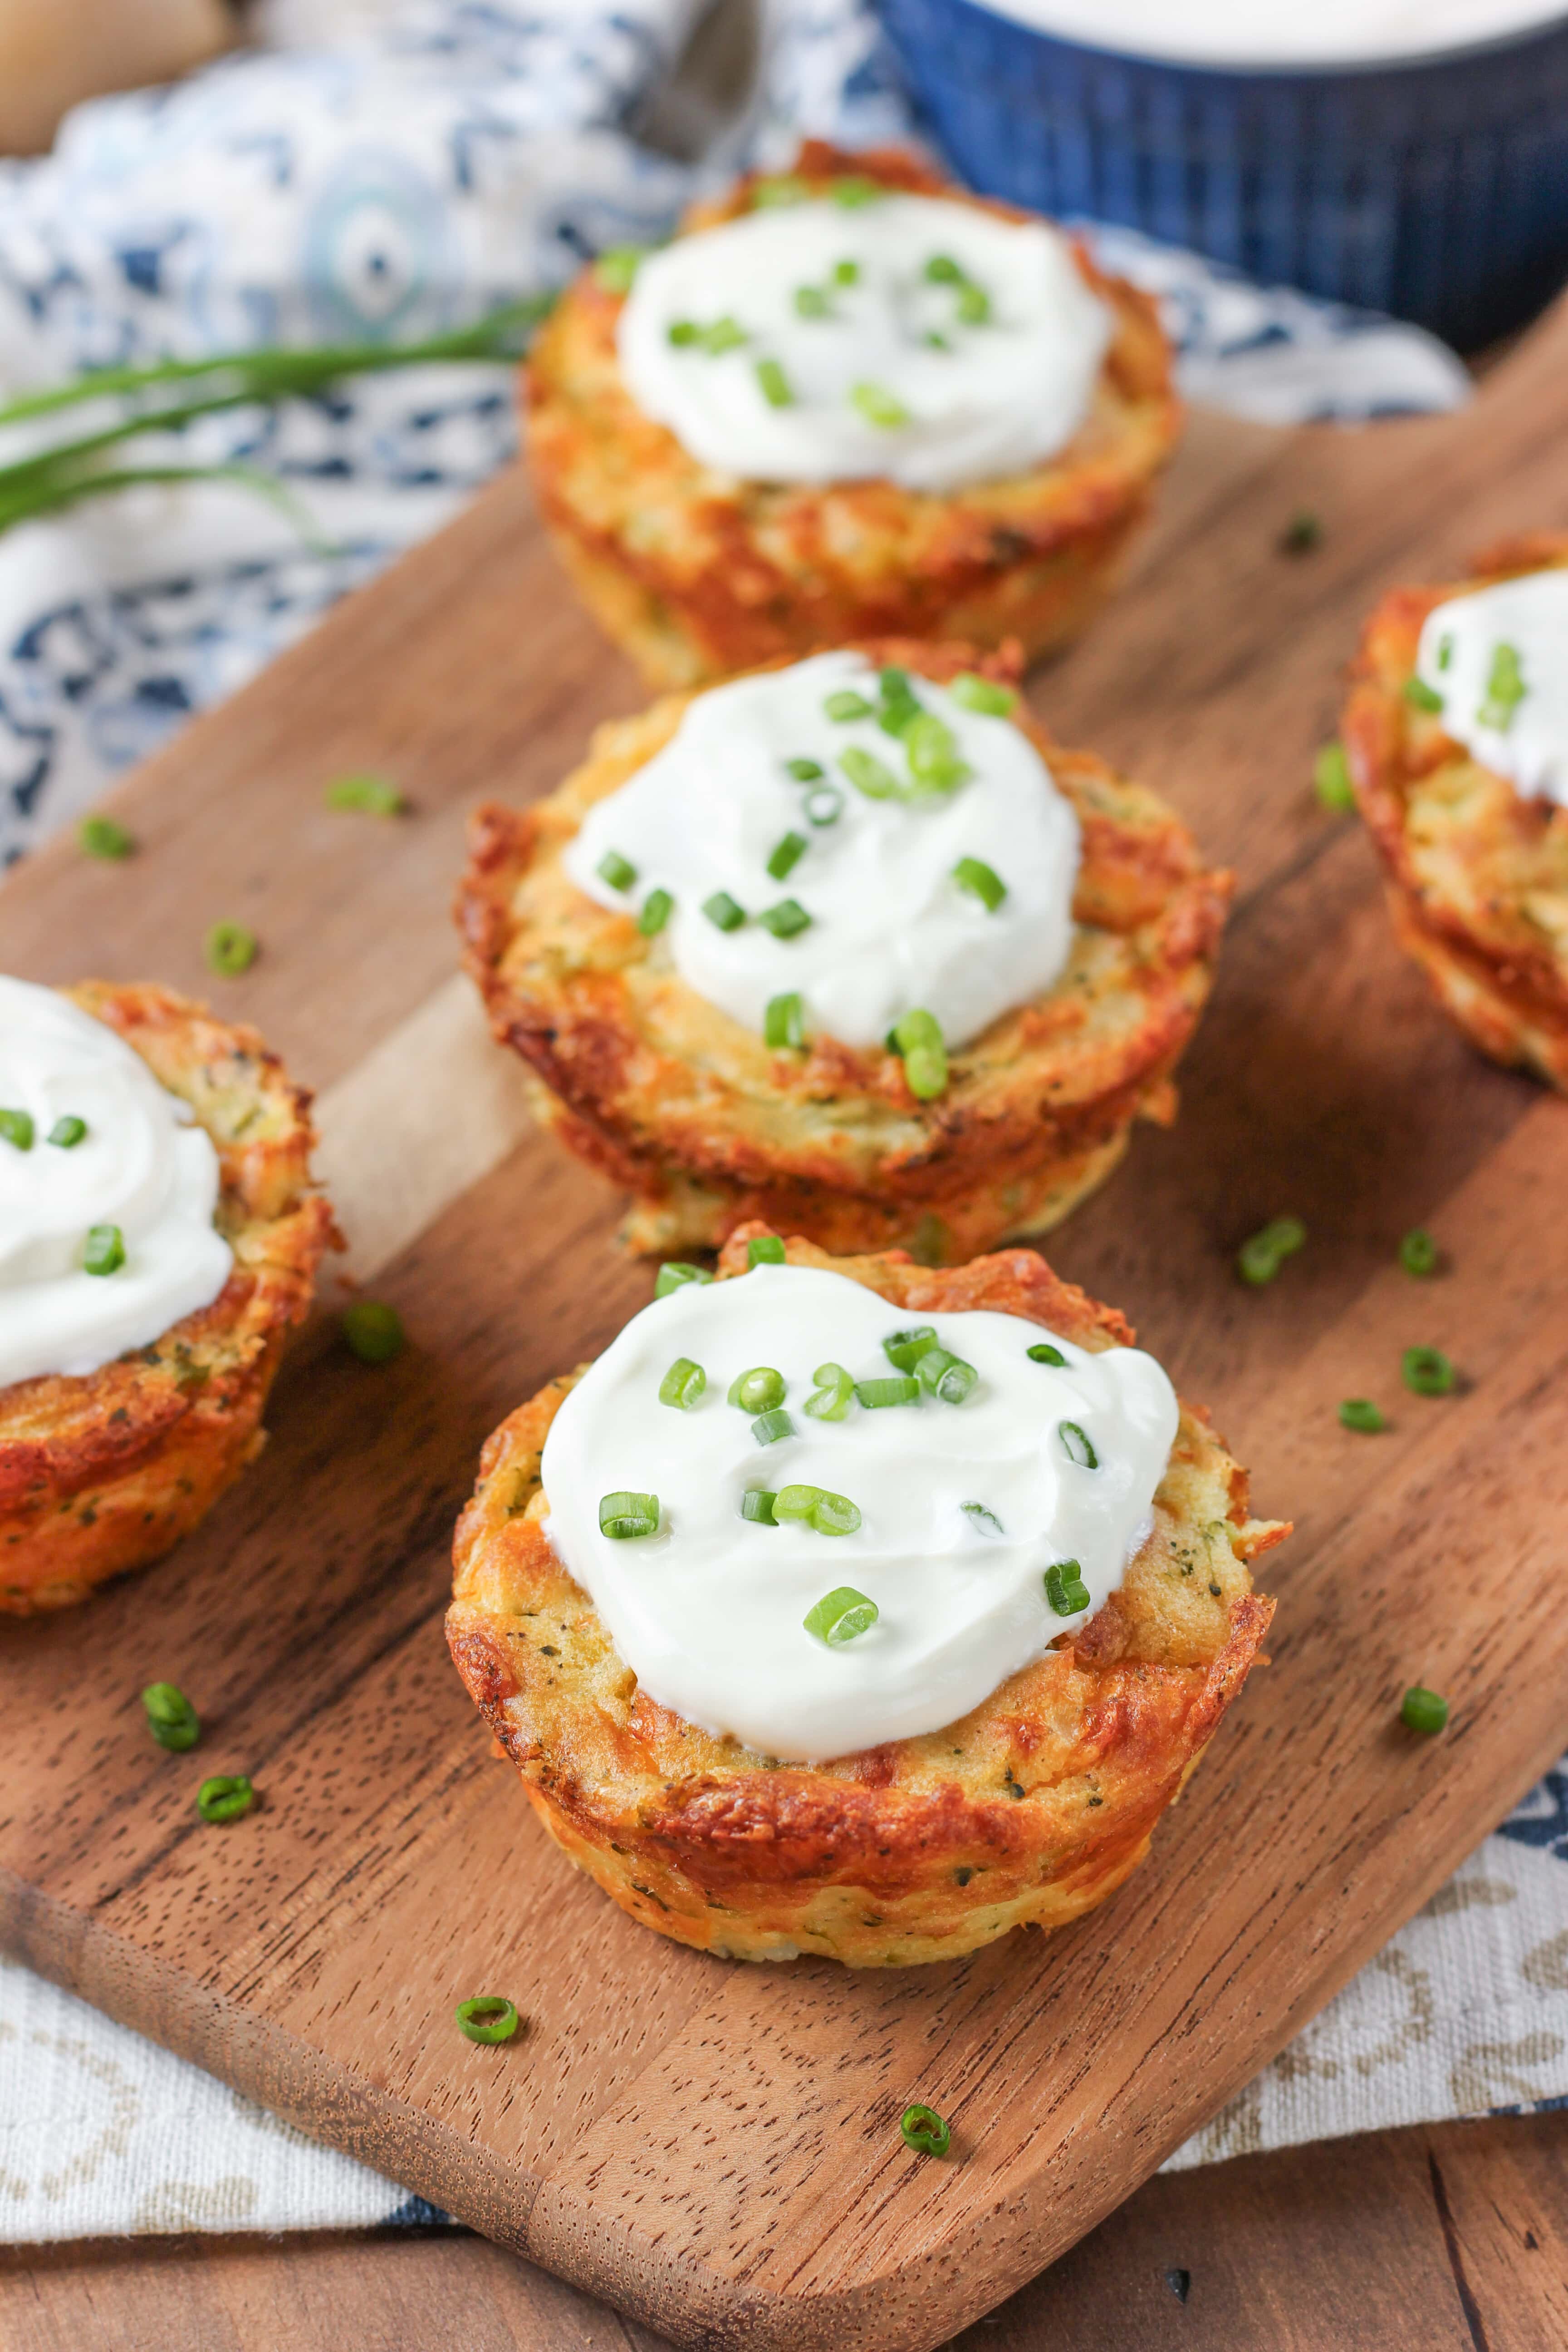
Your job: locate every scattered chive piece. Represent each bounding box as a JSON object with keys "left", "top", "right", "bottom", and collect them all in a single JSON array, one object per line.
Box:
[
  {"left": 756, "top": 357, "right": 794, "bottom": 408},
  {"left": 638, "top": 887, "right": 673, "bottom": 936},
  {"left": 700, "top": 316, "right": 747, "bottom": 354},
  {"left": 659, "top": 1357, "right": 706, "bottom": 1410},
  {"left": 753, "top": 174, "right": 807, "bottom": 207},
  {"left": 924, "top": 254, "right": 963, "bottom": 284},
  {"left": 883, "top": 1326, "right": 938, "bottom": 1372},
  {"left": 955, "top": 281, "right": 991, "bottom": 326},
  {"left": 343, "top": 1299, "right": 403, "bottom": 1363},
  {"left": 740, "top": 1488, "right": 779, "bottom": 1524},
  {"left": 925, "top": 330, "right": 953, "bottom": 352},
  {"left": 597, "top": 848, "right": 637, "bottom": 892},
  {"left": 766, "top": 831, "right": 808, "bottom": 882},
  {"left": 804, "top": 1362, "right": 854, "bottom": 1421},
  {"left": 1402, "top": 1345, "right": 1455, "bottom": 1397},
  {"left": 747, "top": 1235, "right": 786, "bottom": 1267},
  {"left": 205, "top": 920, "right": 257, "bottom": 977},
  {"left": 1045, "top": 1558, "right": 1091, "bottom": 1615},
  {"left": 1314, "top": 741, "right": 1355, "bottom": 811},
  {"left": 48, "top": 1114, "right": 87, "bottom": 1148},
  {"left": 1479, "top": 639, "right": 1526, "bottom": 732},
  {"left": 79, "top": 813, "right": 135, "bottom": 859},
  {"left": 760, "top": 897, "right": 811, "bottom": 939},
  {"left": 1339, "top": 1398, "right": 1387, "bottom": 1433},
  {"left": 1399, "top": 1227, "right": 1439, "bottom": 1277},
  {"left": 775, "top": 1483, "right": 862, "bottom": 1536},
  {"left": 904, "top": 710, "right": 970, "bottom": 794},
  {"left": 794, "top": 284, "right": 832, "bottom": 319},
  {"left": 850, "top": 379, "right": 910, "bottom": 429},
  {"left": 83, "top": 1223, "right": 125, "bottom": 1276},
  {"left": 142, "top": 1682, "right": 199, "bottom": 1752},
  {"left": 877, "top": 667, "right": 921, "bottom": 738},
  {"left": 1027, "top": 1342, "right": 1067, "bottom": 1367},
  {"left": 833, "top": 258, "right": 861, "bottom": 284},
  {"left": 1237, "top": 1216, "right": 1307, "bottom": 1287},
  {"left": 854, "top": 1375, "right": 920, "bottom": 1409},
  {"left": 455, "top": 1995, "right": 520, "bottom": 2044},
  {"left": 728, "top": 1366, "right": 786, "bottom": 1414},
  {"left": 899, "top": 2103, "right": 951, "bottom": 2156},
  {"left": 1403, "top": 676, "right": 1445, "bottom": 714},
  {"left": 196, "top": 1774, "right": 254, "bottom": 1824},
  {"left": 1437, "top": 632, "right": 1454, "bottom": 671},
  {"left": 668, "top": 320, "right": 701, "bottom": 347},
  {"left": 804, "top": 1586, "right": 878, "bottom": 1644},
  {"left": 915, "top": 1346, "right": 978, "bottom": 1405},
  {"left": 1278, "top": 510, "right": 1322, "bottom": 556},
  {"left": 804, "top": 782, "right": 844, "bottom": 826},
  {"left": 1401, "top": 1685, "right": 1449, "bottom": 1735},
  {"left": 599, "top": 1490, "right": 660, "bottom": 1538},
  {"left": 892, "top": 1007, "right": 949, "bottom": 1101},
  {"left": 0, "top": 1107, "right": 34, "bottom": 1151},
  {"left": 952, "top": 855, "right": 1005, "bottom": 912},
  {"left": 832, "top": 176, "right": 878, "bottom": 208},
  {"left": 702, "top": 890, "right": 746, "bottom": 932},
  {"left": 786, "top": 756, "right": 824, "bottom": 781},
  {"left": 596, "top": 245, "right": 648, "bottom": 294},
  {"left": 950, "top": 672, "right": 1015, "bottom": 715},
  {"left": 840, "top": 745, "right": 901, "bottom": 800},
  {"left": 764, "top": 991, "right": 805, "bottom": 1050},
  {"left": 751, "top": 1406, "right": 796, "bottom": 1446},
  {"left": 325, "top": 772, "right": 402, "bottom": 816},
  {"left": 825, "top": 688, "right": 874, "bottom": 722},
  {"left": 961, "top": 1502, "right": 1004, "bottom": 1536},
  {"left": 1058, "top": 1421, "right": 1098, "bottom": 1470},
  {"left": 656, "top": 1260, "right": 713, "bottom": 1298}
]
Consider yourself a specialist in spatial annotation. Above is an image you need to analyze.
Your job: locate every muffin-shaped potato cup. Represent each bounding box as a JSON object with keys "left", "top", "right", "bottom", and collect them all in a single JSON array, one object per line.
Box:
[
  {"left": 457, "top": 640, "right": 1232, "bottom": 1263},
  {"left": 526, "top": 142, "right": 1180, "bottom": 689},
  {"left": 448, "top": 1225, "right": 1285, "bottom": 1966},
  {"left": 1344, "top": 534, "right": 1568, "bottom": 1090},
  {"left": 1, "top": 983, "right": 336, "bottom": 1613}
]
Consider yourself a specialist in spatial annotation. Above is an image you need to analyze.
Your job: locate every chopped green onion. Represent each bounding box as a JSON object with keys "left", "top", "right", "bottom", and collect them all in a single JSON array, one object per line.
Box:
[
  {"left": 747, "top": 1235, "right": 786, "bottom": 1267},
  {"left": 1339, "top": 1399, "right": 1387, "bottom": 1433},
  {"left": 343, "top": 1299, "right": 403, "bottom": 1363},
  {"left": 659, "top": 1357, "right": 706, "bottom": 1410},
  {"left": 1401, "top": 1685, "right": 1449, "bottom": 1735},
  {"left": 804, "top": 1362, "right": 854, "bottom": 1420},
  {"left": 804, "top": 1586, "right": 878, "bottom": 1644},
  {"left": 1045, "top": 1558, "right": 1091, "bottom": 1615},
  {"left": 656, "top": 1260, "right": 713, "bottom": 1298},
  {"left": 804, "top": 782, "right": 844, "bottom": 826},
  {"left": 668, "top": 320, "right": 701, "bottom": 346},
  {"left": 756, "top": 358, "right": 794, "bottom": 408},
  {"left": 83, "top": 1223, "right": 125, "bottom": 1276},
  {"left": 766, "top": 831, "right": 808, "bottom": 881},
  {"left": 764, "top": 991, "right": 805, "bottom": 1050},
  {"left": 950, "top": 672, "right": 1015, "bottom": 716},
  {"left": 955, "top": 282, "right": 991, "bottom": 326},
  {"left": 1479, "top": 640, "right": 1526, "bottom": 731},
  {"left": 700, "top": 317, "right": 747, "bottom": 354},
  {"left": 325, "top": 771, "right": 403, "bottom": 816},
  {"left": 833, "top": 258, "right": 861, "bottom": 284},
  {"left": 1314, "top": 741, "right": 1355, "bottom": 811},
  {"left": 599, "top": 1490, "right": 660, "bottom": 1538},
  {"left": 751, "top": 1406, "right": 796, "bottom": 1446},
  {"left": 0, "top": 1108, "right": 34, "bottom": 1151},
  {"left": 952, "top": 855, "right": 1005, "bottom": 911},
  {"left": 876, "top": 666, "right": 922, "bottom": 736},
  {"left": 900, "top": 2103, "right": 951, "bottom": 2156},
  {"left": 1237, "top": 1216, "right": 1307, "bottom": 1287},
  {"left": 596, "top": 245, "right": 648, "bottom": 294},
  {"left": 740, "top": 1489, "right": 778, "bottom": 1524},
  {"left": 832, "top": 177, "right": 878, "bottom": 209},
  {"left": 597, "top": 848, "right": 637, "bottom": 892},
  {"left": 142, "top": 1682, "right": 199, "bottom": 1752},
  {"left": 205, "top": 920, "right": 257, "bottom": 977},
  {"left": 1278, "top": 510, "right": 1322, "bottom": 556},
  {"left": 825, "top": 688, "right": 874, "bottom": 722},
  {"left": 961, "top": 1502, "right": 1004, "bottom": 1537},
  {"left": 924, "top": 254, "right": 963, "bottom": 284},
  {"left": 760, "top": 897, "right": 811, "bottom": 939},
  {"left": 1437, "top": 632, "right": 1454, "bottom": 671},
  {"left": 925, "top": 330, "right": 953, "bottom": 352},
  {"left": 78, "top": 812, "right": 135, "bottom": 859},
  {"left": 455, "top": 1995, "right": 520, "bottom": 2044},
  {"left": 1403, "top": 676, "right": 1445, "bottom": 714},
  {"left": 753, "top": 174, "right": 807, "bottom": 208},
  {"left": 1402, "top": 1345, "right": 1455, "bottom": 1396},
  {"left": 915, "top": 1347, "right": 977, "bottom": 1405},
  {"left": 850, "top": 379, "right": 909, "bottom": 430},
  {"left": 882, "top": 1325, "right": 938, "bottom": 1372},
  {"left": 1399, "top": 1227, "right": 1439, "bottom": 1277},
  {"left": 1027, "top": 1341, "right": 1067, "bottom": 1367},
  {"left": 794, "top": 284, "right": 832, "bottom": 319},
  {"left": 637, "top": 887, "right": 673, "bottom": 936},
  {"left": 904, "top": 711, "right": 970, "bottom": 794},
  {"left": 775, "top": 1483, "right": 862, "bottom": 1537},
  {"left": 892, "top": 1008, "right": 941, "bottom": 1053},
  {"left": 786, "top": 756, "right": 824, "bottom": 781},
  {"left": 48, "top": 1115, "right": 88, "bottom": 1148},
  {"left": 196, "top": 1774, "right": 254, "bottom": 1824},
  {"left": 840, "top": 746, "right": 901, "bottom": 800},
  {"left": 1058, "top": 1421, "right": 1098, "bottom": 1469},
  {"left": 892, "top": 1007, "right": 948, "bottom": 1101},
  {"left": 728, "top": 1366, "right": 786, "bottom": 1413},
  {"left": 702, "top": 890, "right": 746, "bottom": 931},
  {"left": 854, "top": 1375, "right": 920, "bottom": 1409}
]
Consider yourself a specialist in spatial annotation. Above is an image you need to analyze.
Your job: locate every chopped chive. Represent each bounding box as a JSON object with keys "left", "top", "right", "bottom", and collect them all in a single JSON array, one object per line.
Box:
[
  {"left": 832, "top": 176, "right": 878, "bottom": 208},
  {"left": 1402, "top": 1345, "right": 1455, "bottom": 1396},
  {"left": 83, "top": 1223, "right": 125, "bottom": 1276},
  {"left": 955, "top": 281, "right": 991, "bottom": 326},
  {"left": 925, "top": 330, "right": 953, "bottom": 352},
  {"left": 876, "top": 667, "right": 922, "bottom": 738},
  {"left": 596, "top": 245, "right": 648, "bottom": 294},
  {"left": 659, "top": 1357, "right": 706, "bottom": 1410},
  {"left": 1027, "top": 1341, "right": 1067, "bottom": 1367},
  {"left": 752, "top": 174, "right": 807, "bottom": 207},
  {"left": 924, "top": 254, "right": 963, "bottom": 284},
  {"left": 841, "top": 746, "right": 901, "bottom": 800},
  {"left": 740, "top": 1489, "right": 779, "bottom": 1524},
  {"left": 79, "top": 812, "right": 135, "bottom": 859},
  {"left": 882, "top": 1326, "right": 938, "bottom": 1372},
  {"left": 342, "top": 1299, "right": 403, "bottom": 1363},
  {"left": 892, "top": 1007, "right": 948, "bottom": 1101},
  {"left": 1403, "top": 676, "right": 1445, "bottom": 714},
  {"left": 1399, "top": 1227, "right": 1439, "bottom": 1277},
  {"left": 892, "top": 1007, "right": 941, "bottom": 1054},
  {"left": 205, "top": 920, "right": 257, "bottom": 977},
  {"left": 142, "top": 1682, "right": 199, "bottom": 1752},
  {"left": 325, "top": 771, "right": 403, "bottom": 816},
  {"left": 1437, "top": 632, "right": 1454, "bottom": 671},
  {"left": 751, "top": 1406, "right": 796, "bottom": 1446},
  {"left": 702, "top": 890, "right": 746, "bottom": 931},
  {"left": 1237, "top": 1216, "right": 1307, "bottom": 1287},
  {"left": 656, "top": 1260, "right": 713, "bottom": 1298},
  {"left": 950, "top": 672, "right": 1015, "bottom": 715},
  {"left": 804, "top": 782, "right": 844, "bottom": 826},
  {"left": 1314, "top": 741, "right": 1355, "bottom": 811},
  {"left": 915, "top": 1346, "right": 977, "bottom": 1405},
  {"left": 854, "top": 1375, "right": 920, "bottom": 1409},
  {"left": 786, "top": 756, "right": 824, "bottom": 781},
  {"left": 700, "top": 316, "right": 747, "bottom": 354},
  {"left": 597, "top": 848, "right": 637, "bottom": 892},
  {"left": 953, "top": 855, "right": 1005, "bottom": 911},
  {"left": 760, "top": 897, "right": 811, "bottom": 939},
  {"left": 1479, "top": 640, "right": 1526, "bottom": 732},
  {"left": 1045, "top": 1558, "right": 1091, "bottom": 1615},
  {"left": 756, "top": 358, "right": 794, "bottom": 408},
  {"left": 1339, "top": 1398, "right": 1387, "bottom": 1433},
  {"left": 764, "top": 991, "right": 805, "bottom": 1050},
  {"left": 794, "top": 284, "right": 832, "bottom": 319},
  {"left": 599, "top": 1490, "right": 660, "bottom": 1538},
  {"left": 775, "top": 1485, "right": 861, "bottom": 1536},
  {"left": 766, "top": 831, "right": 808, "bottom": 881},
  {"left": 1058, "top": 1421, "right": 1098, "bottom": 1470},
  {"left": 1401, "top": 1685, "right": 1449, "bottom": 1735},
  {"left": 833, "top": 257, "right": 861, "bottom": 283},
  {"left": 1278, "top": 510, "right": 1322, "bottom": 556},
  {"left": 747, "top": 1235, "right": 786, "bottom": 1267},
  {"left": 961, "top": 1502, "right": 1004, "bottom": 1537},
  {"left": 728, "top": 1366, "right": 785, "bottom": 1414},
  {"left": 196, "top": 1774, "right": 254, "bottom": 1824},
  {"left": 47, "top": 1114, "right": 88, "bottom": 1148},
  {"left": 637, "top": 887, "right": 673, "bottom": 936},
  {"left": 850, "top": 379, "right": 910, "bottom": 429},
  {"left": 904, "top": 711, "right": 970, "bottom": 794},
  {"left": 825, "top": 688, "right": 874, "bottom": 722},
  {"left": 0, "top": 1108, "right": 34, "bottom": 1151},
  {"left": 804, "top": 1586, "right": 878, "bottom": 1644},
  {"left": 668, "top": 320, "right": 701, "bottom": 347},
  {"left": 804, "top": 1361, "right": 854, "bottom": 1420},
  {"left": 455, "top": 1995, "right": 520, "bottom": 2044},
  {"left": 900, "top": 2103, "right": 951, "bottom": 2156}
]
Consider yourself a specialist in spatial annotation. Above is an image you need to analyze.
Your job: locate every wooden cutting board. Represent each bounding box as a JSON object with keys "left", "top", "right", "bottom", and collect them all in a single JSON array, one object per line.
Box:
[{"left": 4, "top": 292, "right": 1568, "bottom": 2352}]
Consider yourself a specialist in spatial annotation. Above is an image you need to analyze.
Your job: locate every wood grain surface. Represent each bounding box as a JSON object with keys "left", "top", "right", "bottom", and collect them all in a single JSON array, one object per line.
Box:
[{"left": 4, "top": 293, "right": 1568, "bottom": 2352}]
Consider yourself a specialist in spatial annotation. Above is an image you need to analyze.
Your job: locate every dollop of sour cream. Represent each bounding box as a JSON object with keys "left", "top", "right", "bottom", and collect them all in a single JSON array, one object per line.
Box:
[
  {"left": 541, "top": 1261, "right": 1179, "bottom": 1761},
  {"left": 617, "top": 191, "right": 1111, "bottom": 493},
  {"left": 0, "top": 976, "right": 233, "bottom": 1387},
  {"left": 1413, "top": 569, "right": 1568, "bottom": 807},
  {"left": 563, "top": 651, "right": 1080, "bottom": 1052}
]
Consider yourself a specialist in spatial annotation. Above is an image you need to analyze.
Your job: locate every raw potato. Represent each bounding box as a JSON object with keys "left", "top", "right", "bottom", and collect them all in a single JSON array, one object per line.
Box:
[{"left": 0, "top": 0, "right": 232, "bottom": 155}]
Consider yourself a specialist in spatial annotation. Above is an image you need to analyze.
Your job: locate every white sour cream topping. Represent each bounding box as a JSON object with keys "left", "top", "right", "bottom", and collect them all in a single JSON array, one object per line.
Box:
[
  {"left": 541, "top": 1262, "right": 1179, "bottom": 1761},
  {"left": 563, "top": 651, "right": 1080, "bottom": 1052},
  {"left": 975, "top": 0, "right": 1564, "bottom": 67},
  {"left": 0, "top": 977, "right": 233, "bottom": 1387},
  {"left": 617, "top": 192, "right": 1111, "bottom": 493},
  {"left": 1414, "top": 569, "right": 1568, "bottom": 808}
]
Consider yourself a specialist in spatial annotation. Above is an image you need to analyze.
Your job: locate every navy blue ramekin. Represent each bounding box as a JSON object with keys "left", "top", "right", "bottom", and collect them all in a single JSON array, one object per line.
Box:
[{"left": 876, "top": 0, "right": 1568, "bottom": 348}]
